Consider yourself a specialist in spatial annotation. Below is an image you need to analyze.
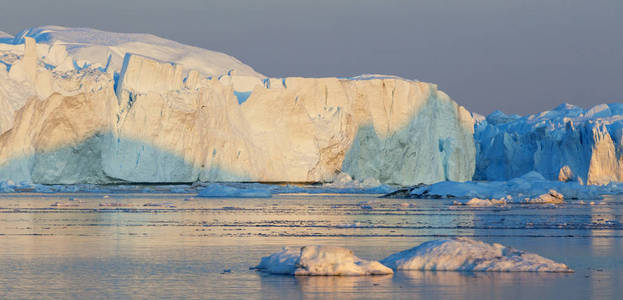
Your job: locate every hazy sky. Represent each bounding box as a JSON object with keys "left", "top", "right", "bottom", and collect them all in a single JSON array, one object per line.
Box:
[{"left": 1, "top": 0, "right": 621, "bottom": 115}]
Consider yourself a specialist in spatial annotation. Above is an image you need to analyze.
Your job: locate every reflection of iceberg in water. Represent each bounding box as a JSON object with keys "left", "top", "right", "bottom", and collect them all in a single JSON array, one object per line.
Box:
[
  {"left": 397, "top": 270, "right": 570, "bottom": 298},
  {"left": 258, "top": 272, "right": 392, "bottom": 300},
  {"left": 589, "top": 195, "right": 623, "bottom": 300}
]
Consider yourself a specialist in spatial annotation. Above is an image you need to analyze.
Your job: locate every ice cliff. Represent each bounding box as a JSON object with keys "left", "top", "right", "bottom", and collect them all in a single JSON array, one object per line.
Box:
[
  {"left": 0, "top": 27, "right": 476, "bottom": 185},
  {"left": 475, "top": 103, "right": 623, "bottom": 185}
]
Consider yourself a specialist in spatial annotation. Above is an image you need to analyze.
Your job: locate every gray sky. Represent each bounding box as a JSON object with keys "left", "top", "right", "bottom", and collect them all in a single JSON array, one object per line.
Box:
[{"left": 1, "top": 0, "right": 621, "bottom": 115}]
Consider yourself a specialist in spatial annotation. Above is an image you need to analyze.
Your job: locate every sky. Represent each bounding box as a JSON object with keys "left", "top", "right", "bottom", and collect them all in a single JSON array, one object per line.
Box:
[{"left": 0, "top": 0, "right": 621, "bottom": 115}]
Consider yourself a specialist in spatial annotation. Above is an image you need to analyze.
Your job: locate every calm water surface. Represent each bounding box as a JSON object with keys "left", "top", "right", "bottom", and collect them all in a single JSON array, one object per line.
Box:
[{"left": 0, "top": 190, "right": 622, "bottom": 299}]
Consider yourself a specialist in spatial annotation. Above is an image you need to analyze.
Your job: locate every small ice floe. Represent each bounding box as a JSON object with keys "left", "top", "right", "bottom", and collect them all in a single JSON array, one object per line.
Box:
[
  {"left": 380, "top": 238, "right": 572, "bottom": 272},
  {"left": 50, "top": 202, "right": 79, "bottom": 207},
  {"left": 322, "top": 173, "right": 394, "bottom": 194},
  {"left": 522, "top": 190, "right": 564, "bottom": 204},
  {"left": 455, "top": 197, "right": 509, "bottom": 207},
  {"left": 253, "top": 246, "right": 393, "bottom": 276},
  {"left": 399, "top": 202, "right": 416, "bottom": 208},
  {"left": 143, "top": 202, "right": 176, "bottom": 208},
  {"left": 99, "top": 202, "right": 129, "bottom": 207},
  {"left": 197, "top": 184, "right": 272, "bottom": 198}
]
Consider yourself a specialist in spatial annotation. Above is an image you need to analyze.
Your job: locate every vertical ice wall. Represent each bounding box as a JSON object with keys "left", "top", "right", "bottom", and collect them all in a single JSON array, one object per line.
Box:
[
  {"left": 0, "top": 40, "right": 476, "bottom": 185},
  {"left": 475, "top": 104, "right": 623, "bottom": 185}
]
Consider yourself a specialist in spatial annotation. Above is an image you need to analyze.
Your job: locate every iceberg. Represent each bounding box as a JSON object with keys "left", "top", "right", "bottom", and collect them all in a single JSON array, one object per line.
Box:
[
  {"left": 380, "top": 238, "right": 573, "bottom": 272},
  {"left": 0, "top": 27, "right": 476, "bottom": 186},
  {"left": 254, "top": 246, "right": 393, "bottom": 276},
  {"left": 475, "top": 103, "right": 623, "bottom": 185}
]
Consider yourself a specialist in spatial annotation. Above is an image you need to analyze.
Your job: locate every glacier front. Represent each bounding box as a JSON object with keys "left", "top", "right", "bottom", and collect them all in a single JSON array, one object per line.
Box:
[{"left": 0, "top": 27, "right": 476, "bottom": 185}]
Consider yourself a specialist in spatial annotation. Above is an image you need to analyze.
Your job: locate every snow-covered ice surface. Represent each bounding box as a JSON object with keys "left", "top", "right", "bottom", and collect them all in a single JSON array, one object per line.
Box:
[
  {"left": 254, "top": 246, "right": 393, "bottom": 276},
  {"left": 5, "top": 26, "right": 263, "bottom": 77},
  {"left": 381, "top": 238, "right": 572, "bottom": 272},
  {"left": 475, "top": 103, "right": 623, "bottom": 185},
  {"left": 399, "top": 171, "right": 623, "bottom": 201}
]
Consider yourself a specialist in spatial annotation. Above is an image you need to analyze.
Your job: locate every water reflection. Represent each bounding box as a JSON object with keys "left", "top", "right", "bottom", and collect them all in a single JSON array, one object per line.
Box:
[{"left": 1, "top": 191, "right": 623, "bottom": 299}]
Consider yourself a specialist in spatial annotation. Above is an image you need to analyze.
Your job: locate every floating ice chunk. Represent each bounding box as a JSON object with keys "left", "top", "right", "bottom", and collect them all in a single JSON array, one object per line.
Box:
[
  {"left": 523, "top": 190, "right": 564, "bottom": 204},
  {"left": 99, "top": 202, "right": 129, "bottom": 207},
  {"left": 254, "top": 247, "right": 301, "bottom": 275},
  {"left": 50, "top": 202, "right": 79, "bottom": 207},
  {"left": 0, "top": 181, "right": 15, "bottom": 192},
  {"left": 197, "top": 184, "right": 272, "bottom": 198},
  {"left": 402, "top": 172, "right": 606, "bottom": 200},
  {"left": 254, "top": 246, "right": 393, "bottom": 276},
  {"left": 462, "top": 197, "right": 508, "bottom": 207},
  {"left": 321, "top": 173, "right": 394, "bottom": 194},
  {"left": 381, "top": 238, "right": 572, "bottom": 272},
  {"left": 143, "top": 202, "right": 175, "bottom": 207}
]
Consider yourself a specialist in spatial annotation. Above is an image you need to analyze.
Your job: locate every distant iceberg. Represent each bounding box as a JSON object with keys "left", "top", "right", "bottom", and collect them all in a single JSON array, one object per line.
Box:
[
  {"left": 475, "top": 103, "right": 623, "bottom": 185},
  {"left": 381, "top": 238, "right": 573, "bottom": 272}
]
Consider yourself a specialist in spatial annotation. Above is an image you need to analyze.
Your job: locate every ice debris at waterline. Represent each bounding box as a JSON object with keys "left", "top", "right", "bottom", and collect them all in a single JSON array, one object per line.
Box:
[
  {"left": 253, "top": 246, "right": 393, "bottom": 276},
  {"left": 475, "top": 103, "right": 623, "bottom": 185},
  {"left": 386, "top": 171, "right": 623, "bottom": 200},
  {"left": 453, "top": 190, "right": 564, "bottom": 206},
  {"left": 195, "top": 178, "right": 393, "bottom": 198},
  {"left": 456, "top": 197, "right": 509, "bottom": 207},
  {"left": 0, "top": 180, "right": 395, "bottom": 196},
  {"left": 380, "top": 238, "right": 573, "bottom": 272},
  {"left": 0, "top": 26, "right": 475, "bottom": 186},
  {"left": 197, "top": 184, "right": 272, "bottom": 198}
]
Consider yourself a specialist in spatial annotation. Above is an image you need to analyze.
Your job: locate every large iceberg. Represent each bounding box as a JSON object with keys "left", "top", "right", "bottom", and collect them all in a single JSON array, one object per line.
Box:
[
  {"left": 475, "top": 103, "right": 623, "bottom": 185},
  {"left": 381, "top": 238, "right": 572, "bottom": 272},
  {"left": 254, "top": 246, "right": 393, "bottom": 276},
  {"left": 0, "top": 27, "right": 476, "bottom": 186}
]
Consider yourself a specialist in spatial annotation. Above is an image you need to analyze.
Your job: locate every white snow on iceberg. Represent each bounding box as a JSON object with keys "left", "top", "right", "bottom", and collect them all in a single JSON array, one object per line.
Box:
[
  {"left": 254, "top": 246, "right": 393, "bottom": 276},
  {"left": 381, "top": 238, "right": 573, "bottom": 272},
  {"left": 6, "top": 26, "right": 263, "bottom": 78}
]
